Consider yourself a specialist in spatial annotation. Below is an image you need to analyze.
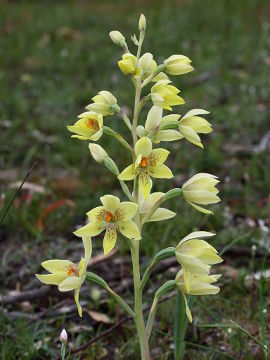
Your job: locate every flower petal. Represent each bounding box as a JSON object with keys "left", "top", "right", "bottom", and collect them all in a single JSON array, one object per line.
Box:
[
  {"left": 118, "top": 220, "right": 141, "bottom": 240},
  {"left": 36, "top": 273, "right": 67, "bottom": 285},
  {"left": 119, "top": 202, "right": 138, "bottom": 220},
  {"left": 186, "top": 201, "right": 213, "bottom": 215},
  {"left": 145, "top": 105, "right": 163, "bottom": 131},
  {"left": 100, "top": 195, "right": 120, "bottom": 212},
  {"left": 118, "top": 164, "right": 137, "bottom": 181},
  {"left": 135, "top": 137, "right": 152, "bottom": 157},
  {"left": 183, "top": 294, "right": 192, "bottom": 322},
  {"left": 41, "top": 260, "right": 73, "bottom": 273},
  {"left": 183, "top": 190, "right": 220, "bottom": 205},
  {"left": 150, "top": 149, "right": 170, "bottom": 164},
  {"left": 156, "top": 130, "right": 183, "bottom": 142},
  {"left": 179, "top": 125, "right": 203, "bottom": 148},
  {"left": 74, "top": 288, "right": 82, "bottom": 317},
  {"left": 58, "top": 276, "right": 83, "bottom": 292},
  {"left": 103, "top": 226, "right": 117, "bottom": 255},
  {"left": 74, "top": 222, "right": 105, "bottom": 237},
  {"left": 149, "top": 164, "right": 173, "bottom": 179},
  {"left": 87, "top": 206, "right": 105, "bottom": 221},
  {"left": 147, "top": 208, "right": 176, "bottom": 222},
  {"left": 139, "top": 173, "right": 151, "bottom": 199},
  {"left": 182, "top": 109, "right": 209, "bottom": 119},
  {"left": 82, "top": 236, "right": 92, "bottom": 267}
]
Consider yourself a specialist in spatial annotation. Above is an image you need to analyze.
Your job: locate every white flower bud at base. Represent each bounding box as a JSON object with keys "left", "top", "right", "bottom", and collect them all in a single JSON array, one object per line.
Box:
[{"left": 60, "top": 329, "right": 68, "bottom": 343}]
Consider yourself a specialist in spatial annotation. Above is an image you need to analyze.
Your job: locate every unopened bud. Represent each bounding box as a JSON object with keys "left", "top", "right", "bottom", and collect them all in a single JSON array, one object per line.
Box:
[
  {"left": 89, "top": 143, "right": 108, "bottom": 164},
  {"left": 104, "top": 157, "right": 119, "bottom": 176},
  {"left": 109, "top": 31, "right": 125, "bottom": 45},
  {"left": 60, "top": 329, "right": 68, "bottom": 343},
  {"left": 139, "top": 14, "right": 146, "bottom": 31}
]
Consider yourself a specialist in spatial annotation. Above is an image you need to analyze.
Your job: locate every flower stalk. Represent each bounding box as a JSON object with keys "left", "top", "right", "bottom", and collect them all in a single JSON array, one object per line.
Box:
[{"left": 36, "top": 13, "right": 223, "bottom": 360}]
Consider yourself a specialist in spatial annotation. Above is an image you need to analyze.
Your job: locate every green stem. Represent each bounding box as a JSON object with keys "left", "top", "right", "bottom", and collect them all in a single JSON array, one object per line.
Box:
[
  {"left": 141, "top": 64, "right": 166, "bottom": 88},
  {"left": 86, "top": 272, "right": 135, "bottom": 318},
  {"left": 131, "top": 241, "right": 150, "bottom": 359},
  {"left": 103, "top": 126, "right": 133, "bottom": 153},
  {"left": 146, "top": 280, "right": 176, "bottom": 339},
  {"left": 119, "top": 180, "right": 134, "bottom": 202},
  {"left": 139, "top": 247, "right": 176, "bottom": 293}
]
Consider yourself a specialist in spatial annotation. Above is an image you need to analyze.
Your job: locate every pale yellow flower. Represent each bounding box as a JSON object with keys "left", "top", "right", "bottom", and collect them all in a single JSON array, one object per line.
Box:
[
  {"left": 164, "top": 55, "right": 194, "bottom": 76},
  {"left": 137, "top": 106, "right": 182, "bottom": 143},
  {"left": 86, "top": 91, "right": 118, "bottom": 116},
  {"left": 67, "top": 111, "right": 103, "bottom": 141},
  {"left": 118, "top": 53, "right": 141, "bottom": 77},
  {"left": 176, "top": 269, "right": 221, "bottom": 322},
  {"left": 175, "top": 231, "right": 223, "bottom": 291},
  {"left": 178, "top": 109, "right": 212, "bottom": 148},
  {"left": 36, "top": 236, "right": 92, "bottom": 317},
  {"left": 182, "top": 173, "right": 220, "bottom": 214},
  {"left": 138, "top": 191, "right": 176, "bottom": 222},
  {"left": 74, "top": 195, "right": 141, "bottom": 255},
  {"left": 118, "top": 137, "right": 173, "bottom": 199},
  {"left": 151, "top": 80, "right": 184, "bottom": 111}
]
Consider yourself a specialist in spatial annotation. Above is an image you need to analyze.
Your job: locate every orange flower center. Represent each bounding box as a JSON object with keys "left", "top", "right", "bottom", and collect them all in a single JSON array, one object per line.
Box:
[
  {"left": 105, "top": 211, "right": 112, "bottom": 222},
  {"left": 86, "top": 118, "right": 99, "bottom": 130},
  {"left": 67, "top": 265, "right": 79, "bottom": 276},
  {"left": 141, "top": 156, "right": 148, "bottom": 167}
]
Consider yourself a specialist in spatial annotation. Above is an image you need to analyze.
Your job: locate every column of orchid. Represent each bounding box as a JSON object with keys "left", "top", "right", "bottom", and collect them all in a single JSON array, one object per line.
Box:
[{"left": 36, "top": 14, "right": 223, "bottom": 360}]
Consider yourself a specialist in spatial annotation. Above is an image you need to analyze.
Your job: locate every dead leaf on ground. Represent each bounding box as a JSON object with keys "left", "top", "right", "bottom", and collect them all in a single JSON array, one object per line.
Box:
[{"left": 88, "top": 310, "right": 112, "bottom": 324}]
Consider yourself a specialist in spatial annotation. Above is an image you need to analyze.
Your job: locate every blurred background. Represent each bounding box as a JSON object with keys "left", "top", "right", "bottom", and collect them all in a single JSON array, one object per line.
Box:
[{"left": 0, "top": 0, "right": 270, "bottom": 359}]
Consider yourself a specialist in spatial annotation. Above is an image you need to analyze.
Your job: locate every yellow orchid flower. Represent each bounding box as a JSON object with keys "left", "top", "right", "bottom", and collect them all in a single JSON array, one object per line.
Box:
[
  {"left": 164, "top": 55, "right": 194, "bottom": 76},
  {"left": 176, "top": 269, "right": 221, "bottom": 322},
  {"left": 175, "top": 231, "right": 223, "bottom": 292},
  {"left": 36, "top": 236, "right": 92, "bottom": 317},
  {"left": 67, "top": 111, "right": 103, "bottom": 141},
  {"left": 86, "top": 91, "right": 119, "bottom": 116},
  {"left": 151, "top": 79, "right": 184, "bottom": 111},
  {"left": 182, "top": 173, "right": 220, "bottom": 214},
  {"left": 137, "top": 106, "right": 182, "bottom": 143},
  {"left": 118, "top": 53, "right": 141, "bottom": 77},
  {"left": 178, "top": 109, "right": 212, "bottom": 148},
  {"left": 118, "top": 53, "right": 168, "bottom": 82},
  {"left": 138, "top": 190, "right": 176, "bottom": 222},
  {"left": 74, "top": 195, "right": 141, "bottom": 255},
  {"left": 118, "top": 137, "right": 173, "bottom": 199}
]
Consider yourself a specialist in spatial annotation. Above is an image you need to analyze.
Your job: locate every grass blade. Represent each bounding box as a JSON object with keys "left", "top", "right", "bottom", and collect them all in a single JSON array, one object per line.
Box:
[
  {"left": 0, "top": 160, "right": 38, "bottom": 225},
  {"left": 230, "top": 320, "right": 267, "bottom": 352}
]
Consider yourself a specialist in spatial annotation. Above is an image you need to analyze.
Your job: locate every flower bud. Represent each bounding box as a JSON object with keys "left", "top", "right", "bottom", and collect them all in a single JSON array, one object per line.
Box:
[
  {"left": 139, "top": 14, "right": 146, "bottom": 31},
  {"left": 60, "top": 329, "right": 68, "bottom": 343},
  {"left": 109, "top": 31, "right": 125, "bottom": 46},
  {"left": 138, "top": 53, "right": 153, "bottom": 72},
  {"left": 164, "top": 55, "right": 194, "bottom": 76},
  {"left": 182, "top": 173, "right": 220, "bottom": 214},
  {"left": 89, "top": 143, "right": 108, "bottom": 163},
  {"left": 86, "top": 91, "right": 118, "bottom": 116}
]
